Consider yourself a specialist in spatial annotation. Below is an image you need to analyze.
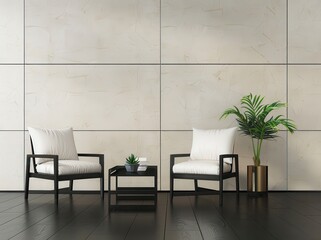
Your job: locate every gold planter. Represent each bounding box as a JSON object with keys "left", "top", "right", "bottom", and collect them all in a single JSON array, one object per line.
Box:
[{"left": 247, "top": 165, "right": 268, "bottom": 195}]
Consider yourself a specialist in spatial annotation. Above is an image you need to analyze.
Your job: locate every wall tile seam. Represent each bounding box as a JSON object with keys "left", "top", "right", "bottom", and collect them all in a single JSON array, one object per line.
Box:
[
  {"left": 2, "top": 130, "right": 317, "bottom": 132},
  {"left": 286, "top": 0, "right": 289, "bottom": 191},
  {"left": 3, "top": 63, "right": 321, "bottom": 65}
]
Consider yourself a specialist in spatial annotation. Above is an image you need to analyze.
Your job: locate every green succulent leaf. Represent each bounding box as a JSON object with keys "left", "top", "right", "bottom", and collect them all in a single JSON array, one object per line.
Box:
[{"left": 126, "top": 153, "right": 140, "bottom": 165}]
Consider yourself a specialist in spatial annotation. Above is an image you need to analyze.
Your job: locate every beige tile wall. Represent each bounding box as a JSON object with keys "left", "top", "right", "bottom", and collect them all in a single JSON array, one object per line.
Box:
[
  {"left": 289, "top": 0, "right": 321, "bottom": 63},
  {"left": 288, "top": 132, "right": 321, "bottom": 190},
  {"left": 0, "top": 0, "right": 23, "bottom": 63},
  {"left": 0, "top": 0, "right": 319, "bottom": 191},
  {"left": 26, "top": 65, "right": 160, "bottom": 130},
  {"left": 0, "top": 66, "right": 24, "bottom": 130},
  {"left": 25, "top": 0, "right": 160, "bottom": 63},
  {"left": 162, "top": 0, "right": 286, "bottom": 63},
  {"left": 161, "top": 65, "right": 286, "bottom": 130},
  {"left": 0, "top": 132, "right": 24, "bottom": 190},
  {"left": 288, "top": 65, "right": 321, "bottom": 130}
]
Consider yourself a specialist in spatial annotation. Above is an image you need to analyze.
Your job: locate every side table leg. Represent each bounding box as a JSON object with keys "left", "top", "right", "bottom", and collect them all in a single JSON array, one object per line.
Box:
[
  {"left": 116, "top": 176, "right": 118, "bottom": 202},
  {"left": 154, "top": 171, "right": 157, "bottom": 208},
  {"left": 108, "top": 171, "right": 111, "bottom": 211}
]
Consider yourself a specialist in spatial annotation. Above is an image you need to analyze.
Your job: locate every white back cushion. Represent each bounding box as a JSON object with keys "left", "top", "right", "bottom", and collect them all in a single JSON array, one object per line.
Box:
[
  {"left": 28, "top": 127, "right": 79, "bottom": 164},
  {"left": 190, "top": 127, "right": 237, "bottom": 163}
]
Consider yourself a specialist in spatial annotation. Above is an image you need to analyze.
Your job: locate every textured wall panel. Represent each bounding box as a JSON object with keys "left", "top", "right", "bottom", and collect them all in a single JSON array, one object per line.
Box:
[
  {"left": 26, "top": 65, "right": 160, "bottom": 130},
  {"left": 0, "top": 0, "right": 23, "bottom": 63},
  {"left": 289, "top": 65, "right": 321, "bottom": 130},
  {"left": 162, "top": 0, "right": 286, "bottom": 63},
  {"left": 0, "top": 66, "right": 24, "bottom": 130},
  {"left": 0, "top": 132, "right": 24, "bottom": 190},
  {"left": 288, "top": 132, "right": 321, "bottom": 190},
  {"left": 26, "top": 0, "right": 160, "bottom": 63},
  {"left": 162, "top": 65, "right": 286, "bottom": 130},
  {"left": 289, "top": 0, "right": 321, "bottom": 63}
]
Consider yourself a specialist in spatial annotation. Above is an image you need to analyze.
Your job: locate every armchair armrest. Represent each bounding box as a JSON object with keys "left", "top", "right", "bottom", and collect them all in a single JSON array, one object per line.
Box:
[
  {"left": 26, "top": 154, "right": 58, "bottom": 175},
  {"left": 78, "top": 153, "right": 104, "bottom": 158},
  {"left": 170, "top": 153, "right": 190, "bottom": 173},
  {"left": 219, "top": 154, "right": 239, "bottom": 174},
  {"left": 27, "top": 154, "right": 58, "bottom": 159}
]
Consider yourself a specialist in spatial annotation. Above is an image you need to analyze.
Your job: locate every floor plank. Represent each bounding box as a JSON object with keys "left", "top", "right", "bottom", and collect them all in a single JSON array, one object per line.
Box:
[
  {"left": 0, "top": 192, "right": 320, "bottom": 240},
  {"left": 0, "top": 194, "right": 65, "bottom": 239},
  {"left": 47, "top": 196, "right": 108, "bottom": 240},
  {"left": 189, "top": 196, "right": 239, "bottom": 240},
  {"left": 165, "top": 196, "right": 203, "bottom": 239},
  {"left": 124, "top": 193, "right": 168, "bottom": 240},
  {"left": 0, "top": 194, "right": 43, "bottom": 213},
  {"left": 86, "top": 212, "right": 136, "bottom": 240},
  {"left": 0, "top": 193, "right": 23, "bottom": 204},
  {"left": 10, "top": 195, "right": 100, "bottom": 240}
]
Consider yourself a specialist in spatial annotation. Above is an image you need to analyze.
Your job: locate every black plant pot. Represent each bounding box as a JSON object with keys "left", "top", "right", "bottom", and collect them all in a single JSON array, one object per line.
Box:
[{"left": 125, "top": 164, "right": 139, "bottom": 173}]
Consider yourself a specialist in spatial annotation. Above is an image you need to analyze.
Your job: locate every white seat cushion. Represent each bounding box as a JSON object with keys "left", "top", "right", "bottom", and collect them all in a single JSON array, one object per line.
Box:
[
  {"left": 173, "top": 160, "right": 231, "bottom": 175},
  {"left": 28, "top": 127, "right": 79, "bottom": 164},
  {"left": 36, "top": 160, "right": 101, "bottom": 175}
]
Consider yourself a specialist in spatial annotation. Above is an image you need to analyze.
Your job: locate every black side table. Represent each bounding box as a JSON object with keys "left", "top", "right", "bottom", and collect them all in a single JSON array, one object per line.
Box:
[{"left": 108, "top": 165, "right": 157, "bottom": 211}]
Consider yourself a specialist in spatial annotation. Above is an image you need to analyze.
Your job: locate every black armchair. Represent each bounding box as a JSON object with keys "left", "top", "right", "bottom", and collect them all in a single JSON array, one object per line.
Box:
[
  {"left": 169, "top": 128, "right": 239, "bottom": 206},
  {"left": 25, "top": 127, "right": 104, "bottom": 204}
]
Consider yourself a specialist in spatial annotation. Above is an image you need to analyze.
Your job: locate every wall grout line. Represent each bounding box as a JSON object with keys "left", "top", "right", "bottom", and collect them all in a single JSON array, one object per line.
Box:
[
  {"left": 23, "top": 0, "right": 26, "bottom": 191},
  {"left": 4, "top": 63, "right": 321, "bottom": 66},
  {"left": 286, "top": 0, "right": 289, "bottom": 191},
  {"left": 2, "top": 129, "right": 321, "bottom": 132},
  {"left": 159, "top": 0, "right": 162, "bottom": 190},
  {"left": 0, "top": 63, "right": 24, "bottom": 65},
  {"left": 3, "top": 62, "right": 321, "bottom": 66}
]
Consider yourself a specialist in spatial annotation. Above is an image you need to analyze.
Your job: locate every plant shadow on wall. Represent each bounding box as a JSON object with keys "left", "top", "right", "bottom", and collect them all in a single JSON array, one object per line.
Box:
[{"left": 220, "top": 93, "right": 296, "bottom": 194}]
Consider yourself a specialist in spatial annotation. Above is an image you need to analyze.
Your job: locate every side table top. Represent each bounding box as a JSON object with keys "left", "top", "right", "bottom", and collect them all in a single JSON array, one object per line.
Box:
[{"left": 108, "top": 165, "right": 157, "bottom": 177}]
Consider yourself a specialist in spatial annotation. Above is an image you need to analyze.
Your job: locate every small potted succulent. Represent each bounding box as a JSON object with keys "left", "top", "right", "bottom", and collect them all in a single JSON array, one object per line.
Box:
[{"left": 125, "top": 154, "right": 140, "bottom": 172}]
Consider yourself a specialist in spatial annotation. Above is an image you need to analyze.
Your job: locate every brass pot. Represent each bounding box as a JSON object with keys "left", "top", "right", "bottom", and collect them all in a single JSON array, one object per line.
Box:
[{"left": 247, "top": 165, "right": 268, "bottom": 195}]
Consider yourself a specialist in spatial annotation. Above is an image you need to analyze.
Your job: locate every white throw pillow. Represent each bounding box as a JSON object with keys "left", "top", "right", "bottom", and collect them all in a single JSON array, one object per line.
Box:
[
  {"left": 190, "top": 127, "right": 237, "bottom": 164},
  {"left": 28, "top": 127, "right": 79, "bottom": 164}
]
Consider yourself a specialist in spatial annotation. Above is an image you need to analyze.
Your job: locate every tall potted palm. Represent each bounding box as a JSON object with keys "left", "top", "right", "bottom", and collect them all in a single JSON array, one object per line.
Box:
[{"left": 221, "top": 93, "right": 296, "bottom": 194}]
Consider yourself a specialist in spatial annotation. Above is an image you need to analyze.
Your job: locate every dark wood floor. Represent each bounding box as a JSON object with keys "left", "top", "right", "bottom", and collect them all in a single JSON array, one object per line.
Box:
[{"left": 1, "top": 192, "right": 321, "bottom": 239}]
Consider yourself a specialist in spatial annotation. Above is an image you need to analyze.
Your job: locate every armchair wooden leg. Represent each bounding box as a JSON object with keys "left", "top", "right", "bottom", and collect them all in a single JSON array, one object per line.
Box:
[
  {"left": 69, "top": 180, "right": 73, "bottom": 191},
  {"left": 69, "top": 180, "right": 73, "bottom": 197},
  {"left": 100, "top": 177, "right": 104, "bottom": 199},
  {"left": 54, "top": 179, "right": 58, "bottom": 204},
  {"left": 219, "top": 179, "right": 223, "bottom": 206},
  {"left": 170, "top": 175, "right": 174, "bottom": 200},
  {"left": 194, "top": 179, "right": 198, "bottom": 193},
  {"left": 236, "top": 174, "right": 240, "bottom": 195},
  {"left": 25, "top": 156, "right": 31, "bottom": 200},
  {"left": 24, "top": 175, "right": 30, "bottom": 199}
]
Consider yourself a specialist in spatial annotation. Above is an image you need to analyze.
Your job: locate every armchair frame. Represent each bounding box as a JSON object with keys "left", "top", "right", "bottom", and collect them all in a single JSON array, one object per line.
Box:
[
  {"left": 25, "top": 138, "right": 104, "bottom": 204},
  {"left": 170, "top": 153, "right": 239, "bottom": 206}
]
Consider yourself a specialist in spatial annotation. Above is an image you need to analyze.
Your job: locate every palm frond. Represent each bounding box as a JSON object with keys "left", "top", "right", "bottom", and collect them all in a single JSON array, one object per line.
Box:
[{"left": 220, "top": 93, "right": 297, "bottom": 166}]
